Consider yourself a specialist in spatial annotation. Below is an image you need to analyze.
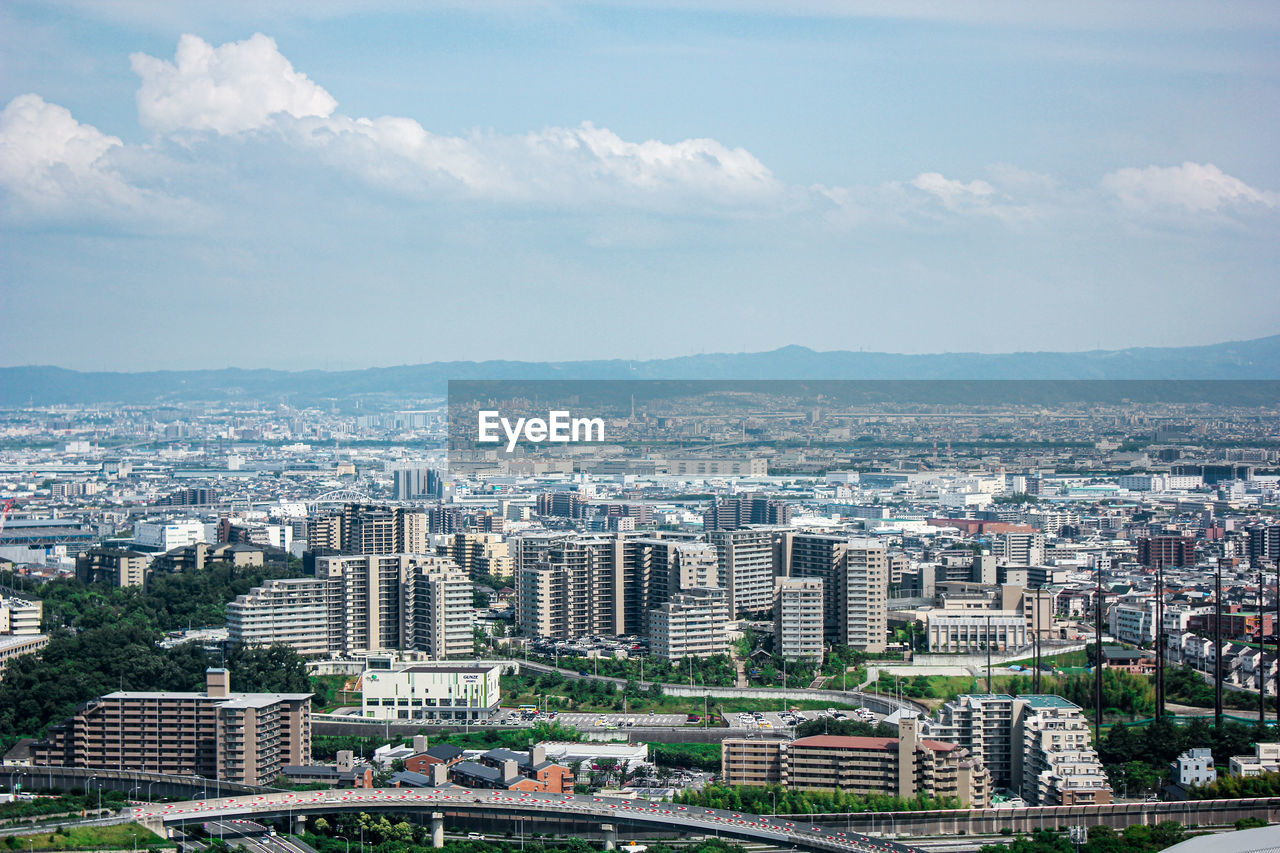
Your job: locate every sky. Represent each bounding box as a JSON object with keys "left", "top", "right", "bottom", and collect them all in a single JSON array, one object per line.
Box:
[{"left": 1, "top": 1, "right": 1278, "bottom": 371}]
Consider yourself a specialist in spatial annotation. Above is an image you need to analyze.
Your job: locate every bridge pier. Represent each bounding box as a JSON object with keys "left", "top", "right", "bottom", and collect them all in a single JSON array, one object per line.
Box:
[
  {"left": 601, "top": 824, "right": 616, "bottom": 851},
  {"left": 430, "top": 812, "right": 444, "bottom": 848},
  {"left": 293, "top": 815, "right": 306, "bottom": 835}
]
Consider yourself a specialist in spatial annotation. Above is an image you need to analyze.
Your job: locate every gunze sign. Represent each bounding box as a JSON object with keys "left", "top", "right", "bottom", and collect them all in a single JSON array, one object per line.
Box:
[{"left": 477, "top": 410, "right": 605, "bottom": 452}]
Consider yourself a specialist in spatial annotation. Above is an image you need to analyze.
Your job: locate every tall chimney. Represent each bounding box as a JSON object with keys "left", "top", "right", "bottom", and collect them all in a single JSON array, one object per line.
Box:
[
  {"left": 413, "top": 735, "right": 429, "bottom": 753},
  {"left": 430, "top": 762, "right": 448, "bottom": 786}
]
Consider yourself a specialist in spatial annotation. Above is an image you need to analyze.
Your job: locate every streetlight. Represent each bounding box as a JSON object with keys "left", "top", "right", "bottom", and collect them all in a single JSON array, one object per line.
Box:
[{"left": 336, "top": 835, "right": 350, "bottom": 853}]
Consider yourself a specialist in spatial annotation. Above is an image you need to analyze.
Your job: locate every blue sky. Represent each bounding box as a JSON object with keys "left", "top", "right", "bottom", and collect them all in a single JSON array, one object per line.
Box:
[{"left": 1, "top": 1, "right": 1277, "bottom": 371}]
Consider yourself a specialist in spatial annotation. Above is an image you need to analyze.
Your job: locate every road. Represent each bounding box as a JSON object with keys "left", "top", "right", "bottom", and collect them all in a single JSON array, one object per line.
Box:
[{"left": 133, "top": 788, "right": 923, "bottom": 853}]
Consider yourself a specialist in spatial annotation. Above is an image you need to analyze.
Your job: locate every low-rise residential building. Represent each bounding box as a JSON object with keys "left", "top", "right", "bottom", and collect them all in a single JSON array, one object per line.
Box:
[
  {"left": 1230, "top": 743, "right": 1280, "bottom": 777},
  {"left": 75, "top": 547, "right": 148, "bottom": 587},
  {"left": 1170, "top": 748, "right": 1218, "bottom": 790},
  {"left": 721, "top": 718, "right": 989, "bottom": 806}
]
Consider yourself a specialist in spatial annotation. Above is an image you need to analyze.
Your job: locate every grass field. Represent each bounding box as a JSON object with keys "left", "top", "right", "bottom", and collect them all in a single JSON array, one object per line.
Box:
[{"left": 10, "top": 823, "right": 164, "bottom": 851}]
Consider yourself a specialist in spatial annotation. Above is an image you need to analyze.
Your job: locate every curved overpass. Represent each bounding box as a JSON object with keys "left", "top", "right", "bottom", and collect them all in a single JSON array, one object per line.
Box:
[{"left": 134, "top": 788, "right": 920, "bottom": 853}]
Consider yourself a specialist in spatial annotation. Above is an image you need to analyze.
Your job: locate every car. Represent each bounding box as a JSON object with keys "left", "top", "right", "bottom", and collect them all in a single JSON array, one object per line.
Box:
[{"left": 467, "top": 833, "right": 486, "bottom": 840}]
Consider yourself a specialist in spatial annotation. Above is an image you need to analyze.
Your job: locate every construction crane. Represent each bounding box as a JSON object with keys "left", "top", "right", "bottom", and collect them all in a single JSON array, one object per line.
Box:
[{"left": 0, "top": 499, "right": 13, "bottom": 537}]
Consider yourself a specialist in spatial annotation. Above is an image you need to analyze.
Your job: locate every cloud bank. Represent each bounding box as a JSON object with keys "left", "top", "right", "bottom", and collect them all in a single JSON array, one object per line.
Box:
[{"left": 2, "top": 33, "right": 1276, "bottom": 230}]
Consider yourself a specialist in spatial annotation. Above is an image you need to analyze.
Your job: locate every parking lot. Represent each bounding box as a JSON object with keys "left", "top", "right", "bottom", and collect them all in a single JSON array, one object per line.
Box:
[
  {"left": 727, "top": 706, "right": 882, "bottom": 732},
  {"left": 495, "top": 709, "right": 693, "bottom": 728}
]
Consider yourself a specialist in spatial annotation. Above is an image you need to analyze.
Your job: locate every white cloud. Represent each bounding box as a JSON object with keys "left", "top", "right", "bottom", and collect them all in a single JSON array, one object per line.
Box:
[
  {"left": 129, "top": 34, "right": 780, "bottom": 210},
  {"left": 1101, "top": 161, "right": 1278, "bottom": 214},
  {"left": 0, "top": 93, "right": 167, "bottom": 220},
  {"left": 910, "top": 172, "right": 996, "bottom": 210},
  {"left": 131, "top": 33, "right": 337, "bottom": 134}
]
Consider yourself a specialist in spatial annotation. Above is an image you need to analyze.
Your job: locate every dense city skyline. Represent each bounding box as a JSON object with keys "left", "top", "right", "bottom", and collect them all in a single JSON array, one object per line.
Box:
[{"left": 2, "top": 1, "right": 1277, "bottom": 370}]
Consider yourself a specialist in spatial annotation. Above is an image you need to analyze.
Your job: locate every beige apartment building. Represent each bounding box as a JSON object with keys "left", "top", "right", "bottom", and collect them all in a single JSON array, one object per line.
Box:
[
  {"left": 34, "top": 669, "right": 310, "bottom": 785},
  {"left": 774, "top": 577, "right": 824, "bottom": 662},
  {"left": 722, "top": 717, "right": 989, "bottom": 806},
  {"left": 75, "top": 547, "right": 148, "bottom": 587},
  {"left": 227, "top": 554, "right": 473, "bottom": 658},
  {"left": 790, "top": 534, "right": 888, "bottom": 652},
  {"left": 648, "top": 587, "right": 730, "bottom": 660}
]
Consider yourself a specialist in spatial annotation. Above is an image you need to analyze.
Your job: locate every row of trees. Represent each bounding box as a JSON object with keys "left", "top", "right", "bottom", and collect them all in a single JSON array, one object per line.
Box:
[
  {"left": 1098, "top": 717, "right": 1267, "bottom": 796},
  {"left": 673, "top": 783, "right": 960, "bottom": 814},
  {"left": 979, "top": 825, "right": 1190, "bottom": 853}
]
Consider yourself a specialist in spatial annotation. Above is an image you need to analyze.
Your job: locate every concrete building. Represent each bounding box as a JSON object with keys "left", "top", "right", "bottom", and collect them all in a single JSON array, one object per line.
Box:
[
  {"left": 403, "top": 557, "right": 476, "bottom": 659},
  {"left": 75, "top": 547, "right": 148, "bottom": 587},
  {"left": 723, "top": 717, "right": 989, "bottom": 806},
  {"left": 134, "top": 519, "right": 206, "bottom": 552},
  {"left": 359, "top": 663, "right": 501, "bottom": 722},
  {"left": 227, "top": 577, "right": 330, "bottom": 656},
  {"left": 0, "top": 595, "right": 42, "bottom": 635},
  {"left": 790, "top": 534, "right": 889, "bottom": 653},
  {"left": 774, "top": 577, "right": 825, "bottom": 662},
  {"left": 924, "top": 694, "right": 1111, "bottom": 806},
  {"left": 229, "top": 554, "right": 473, "bottom": 658},
  {"left": 1229, "top": 743, "right": 1280, "bottom": 777},
  {"left": 649, "top": 587, "right": 730, "bottom": 660},
  {"left": 33, "top": 668, "right": 311, "bottom": 785},
  {"left": 1170, "top": 748, "right": 1217, "bottom": 790},
  {"left": 997, "top": 532, "right": 1046, "bottom": 567},
  {"left": 926, "top": 611, "right": 1027, "bottom": 654},
  {"left": 448, "top": 532, "right": 513, "bottom": 580},
  {"left": 515, "top": 535, "right": 624, "bottom": 640},
  {"left": 709, "top": 527, "right": 784, "bottom": 617}
]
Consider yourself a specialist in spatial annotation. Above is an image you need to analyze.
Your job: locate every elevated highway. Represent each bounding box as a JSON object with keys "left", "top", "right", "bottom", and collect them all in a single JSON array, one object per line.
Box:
[{"left": 133, "top": 788, "right": 920, "bottom": 853}]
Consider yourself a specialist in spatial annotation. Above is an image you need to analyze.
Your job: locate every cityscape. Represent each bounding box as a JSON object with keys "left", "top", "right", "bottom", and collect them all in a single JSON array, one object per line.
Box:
[{"left": 1, "top": 4, "right": 1277, "bottom": 853}]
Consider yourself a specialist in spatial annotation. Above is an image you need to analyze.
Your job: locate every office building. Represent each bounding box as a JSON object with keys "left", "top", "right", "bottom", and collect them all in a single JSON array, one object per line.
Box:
[
  {"left": 774, "top": 577, "right": 824, "bottom": 662},
  {"left": 134, "top": 519, "right": 207, "bottom": 552},
  {"left": 34, "top": 668, "right": 310, "bottom": 786}
]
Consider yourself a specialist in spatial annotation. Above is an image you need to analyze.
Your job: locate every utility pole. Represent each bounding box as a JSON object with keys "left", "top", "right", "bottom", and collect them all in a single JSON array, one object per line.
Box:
[
  {"left": 1155, "top": 559, "right": 1165, "bottom": 721},
  {"left": 1095, "top": 568, "right": 1105, "bottom": 745},
  {"left": 985, "top": 614, "right": 993, "bottom": 694},
  {"left": 1260, "top": 568, "right": 1267, "bottom": 727},
  {"left": 1273, "top": 569, "right": 1280, "bottom": 731},
  {"left": 1215, "top": 560, "right": 1224, "bottom": 729}
]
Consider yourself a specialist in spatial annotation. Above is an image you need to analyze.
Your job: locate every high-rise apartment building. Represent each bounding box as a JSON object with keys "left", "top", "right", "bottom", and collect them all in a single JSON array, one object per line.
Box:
[
  {"left": 790, "top": 534, "right": 888, "bottom": 652},
  {"left": 515, "top": 535, "right": 624, "bottom": 639},
  {"left": 996, "top": 532, "right": 1046, "bottom": 566},
  {"left": 1138, "top": 535, "right": 1196, "bottom": 568},
  {"left": 34, "top": 668, "right": 310, "bottom": 786},
  {"left": 923, "top": 694, "right": 1111, "bottom": 806},
  {"left": 227, "top": 577, "right": 331, "bottom": 655},
  {"left": 703, "top": 496, "right": 793, "bottom": 531},
  {"left": 307, "top": 505, "right": 429, "bottom": 554},
  {"left": 708, "top": 527, "right": 785, "bottom": 617},
  {"left": 403, "top": 557, "right": 476, "bottom": 659},
  {"left": 774, "top": 577, "right": 824, "bottom": 662},
  {"left": 449, "top": 532, "right": 513, "bottom": 579},
  {"left": 229, "top": 555, "right": 474, "bottom": 658},
  {"left": 648, "top": 587, "right": 730, "bottom": 660}
]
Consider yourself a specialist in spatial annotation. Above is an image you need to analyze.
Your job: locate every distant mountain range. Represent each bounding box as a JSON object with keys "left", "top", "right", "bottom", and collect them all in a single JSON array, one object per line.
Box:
[{"left": 3, "top": 335, "right": 1280, "bottom": 406}]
